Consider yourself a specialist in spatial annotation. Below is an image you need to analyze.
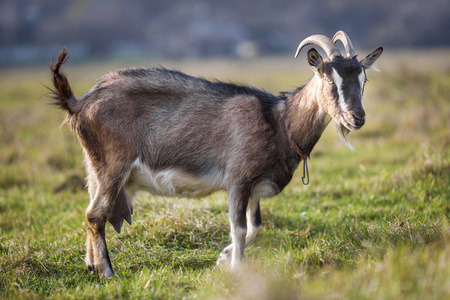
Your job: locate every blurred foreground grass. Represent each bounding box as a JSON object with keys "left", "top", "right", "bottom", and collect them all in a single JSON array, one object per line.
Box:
[{"left": 0, "top": 50, "right": 449, "bottom": 299}]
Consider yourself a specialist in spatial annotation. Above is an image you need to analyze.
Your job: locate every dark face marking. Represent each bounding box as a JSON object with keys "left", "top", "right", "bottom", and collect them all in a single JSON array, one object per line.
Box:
[{"left": 324, "top": 57, "right": 366, "bottom": 129}]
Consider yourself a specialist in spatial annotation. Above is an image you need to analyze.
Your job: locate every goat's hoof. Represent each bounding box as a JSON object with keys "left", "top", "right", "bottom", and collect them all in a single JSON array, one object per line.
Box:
[
  {"left": 216, "top": 247, "right": 232, "bottom": 268},
  {"left": 89, "top": 264, "right": 115, "bottom": 279},
  {"left": 98, "top": 269, "right": 115, "bottom": 279},
  {"left": 85, "top": 256, "right": 95, "bottom": 272},
  {"left": 100, "top": 272, "right": 119, "bottom": 280},
  {"left": 86, "top": 264, "right": 95, "bottom": 273}
]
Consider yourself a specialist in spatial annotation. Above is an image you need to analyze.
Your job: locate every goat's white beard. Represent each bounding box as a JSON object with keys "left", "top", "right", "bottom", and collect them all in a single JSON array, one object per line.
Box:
[{"left": 334, "top": 121, "right": 354, "bottom": 151}]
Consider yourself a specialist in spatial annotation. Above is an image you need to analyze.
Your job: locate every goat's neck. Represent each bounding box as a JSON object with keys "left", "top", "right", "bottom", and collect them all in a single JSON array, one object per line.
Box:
[{"left": 285, "top": 77, "right": 331, "bottom": 157}]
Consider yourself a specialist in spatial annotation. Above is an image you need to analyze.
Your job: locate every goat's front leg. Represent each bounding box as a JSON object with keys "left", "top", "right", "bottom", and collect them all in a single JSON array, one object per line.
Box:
[
  {"left": 228, "top": 188, "right": 249, "bottom": 270},
  {"left": 217, "top": 194, "right": 262, "bottom": 269},
  {"left": 244, "top": 199, "right": 263, "bottom": 245}
]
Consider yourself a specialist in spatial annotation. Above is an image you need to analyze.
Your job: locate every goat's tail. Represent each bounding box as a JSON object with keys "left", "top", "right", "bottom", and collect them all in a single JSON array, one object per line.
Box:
[{"left": 49, "top": 47, "right": 77, "bottom": 115}]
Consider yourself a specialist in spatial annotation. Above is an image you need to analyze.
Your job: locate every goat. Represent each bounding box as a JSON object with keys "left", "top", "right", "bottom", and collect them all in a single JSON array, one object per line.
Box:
[{"left": 49, "top": 31, "right": 382, "bottom": 278}]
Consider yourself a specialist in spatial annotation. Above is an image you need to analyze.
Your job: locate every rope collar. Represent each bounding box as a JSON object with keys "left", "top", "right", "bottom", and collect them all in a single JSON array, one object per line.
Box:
[{"left": 290, "top": 138, "right": 310, "bottom": 185}]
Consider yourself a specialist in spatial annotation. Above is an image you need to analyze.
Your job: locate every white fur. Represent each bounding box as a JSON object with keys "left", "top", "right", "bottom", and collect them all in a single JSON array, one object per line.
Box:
[
  {"left": 335, "top": 121, "right": 354, "bottom": 151},
  {"left": 217, "top": 198, "right": 263, "bottom": 268},
  {"left": 332, "top": 68, "right": 348, "bottom": 112},
  {"left": 358, "top": 69, "right": 365, "bottom": 96},
  {"left": 126, "top": 158, "right": 225, "bottom": 198},
  {"left": 318, "top": 106, "right": 332, "bottom": 126},
  {"left": 245, "top": 199, "right": 263, "bottom": 244},
  {"left": 368, "top": 64, "right": 380, "bottom": 72},
  {"left": 230, "top": 225, "right": 247, "bottom": 270},
  {"left": 252, "top": 180, "right": 279, "bottom": 199},
  {"left": 331, "top": 68, "right": 354, "bottom": 150}
]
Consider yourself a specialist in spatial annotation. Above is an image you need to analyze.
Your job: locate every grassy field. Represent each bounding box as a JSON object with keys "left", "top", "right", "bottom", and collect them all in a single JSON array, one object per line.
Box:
[{"left": 0, "top": 50, "right": 449, "bottom": 299}]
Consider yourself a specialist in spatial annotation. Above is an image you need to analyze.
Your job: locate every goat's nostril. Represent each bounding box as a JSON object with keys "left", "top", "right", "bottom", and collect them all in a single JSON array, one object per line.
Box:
[
  {"left": 353, "top": 114, "right": 365, "bottom": 126},
  {"left": 353, "top": 114, "right": 365, "bottom": 121}
]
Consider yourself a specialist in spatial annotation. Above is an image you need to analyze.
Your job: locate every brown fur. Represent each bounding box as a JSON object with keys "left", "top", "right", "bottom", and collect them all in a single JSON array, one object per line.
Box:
[{"left": 49, "top": 48, "right": 75, "bottom": 114}]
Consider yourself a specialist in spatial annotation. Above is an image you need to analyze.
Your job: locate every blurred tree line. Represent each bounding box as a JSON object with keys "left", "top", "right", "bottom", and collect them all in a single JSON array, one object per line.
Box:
[{"left": 0, "top": 0, "right": 449, "bottom": 65}]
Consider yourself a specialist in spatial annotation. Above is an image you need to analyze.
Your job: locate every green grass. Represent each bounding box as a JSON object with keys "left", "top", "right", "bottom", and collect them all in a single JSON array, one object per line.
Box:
[{"left": 1, "top": 50, "right": 449, "bottom": 299}]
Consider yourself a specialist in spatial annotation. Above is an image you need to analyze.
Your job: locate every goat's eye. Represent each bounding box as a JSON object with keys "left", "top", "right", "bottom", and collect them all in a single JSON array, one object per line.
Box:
[
  {"left": 326, "top": 79, "right": 334, "bottom": 85},
  {"left": 364, "top": 78, "right": 369, "bottom": 84}
]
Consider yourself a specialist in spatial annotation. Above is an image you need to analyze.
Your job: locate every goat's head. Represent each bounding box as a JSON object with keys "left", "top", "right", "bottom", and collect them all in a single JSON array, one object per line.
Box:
[{"left": 295, "top": 31, "right": 383, "bottom": 148}]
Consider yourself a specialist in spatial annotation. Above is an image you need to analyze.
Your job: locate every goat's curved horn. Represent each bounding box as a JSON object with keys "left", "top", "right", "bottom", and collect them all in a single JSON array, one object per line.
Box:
[
  {"left": 294, "top": 34, "right": 341, "bottom": 59},
  {"left": 332, "top": 31, "right": 356, "bottom": 58}
]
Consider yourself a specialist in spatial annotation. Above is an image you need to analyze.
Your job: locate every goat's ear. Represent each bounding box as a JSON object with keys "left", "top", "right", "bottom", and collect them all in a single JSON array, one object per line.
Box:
[
  {"left": 307, "top": 48, "right": 324, "bottom": 76},
  {"left": 360, "top": 47, "right": 383, "bottom": 70}
]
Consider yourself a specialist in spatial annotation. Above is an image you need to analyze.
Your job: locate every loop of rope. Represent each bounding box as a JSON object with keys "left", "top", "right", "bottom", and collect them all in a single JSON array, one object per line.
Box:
[
  {"left": 302, "top": 158, "right": 309, "bottom": 185},
  {"left": 290, "top": 138, "right": 310, "bottom": 186}
]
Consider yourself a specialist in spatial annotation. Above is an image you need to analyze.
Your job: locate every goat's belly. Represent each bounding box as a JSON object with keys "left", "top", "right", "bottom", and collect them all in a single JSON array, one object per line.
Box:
[{"left": 126, "top": 162, "right": 225, "bottom": 198}]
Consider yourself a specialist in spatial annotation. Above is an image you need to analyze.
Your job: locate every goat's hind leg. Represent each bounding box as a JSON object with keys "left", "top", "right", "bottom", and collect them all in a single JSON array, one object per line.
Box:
[
  {"left": 85, "top": 174, "right": 98, "bottom": 272},
  {"left": 84, "top": 166, "right": 131, "bottom": 278},
  {"left": 85, "top": 191, "right": 115, "bottom": 278}
]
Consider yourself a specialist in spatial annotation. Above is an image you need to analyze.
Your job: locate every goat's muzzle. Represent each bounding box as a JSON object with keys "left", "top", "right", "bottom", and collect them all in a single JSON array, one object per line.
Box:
[
  {"left": 342, "top": 109, "right": 365, "bottom": 131},
  {"left": 352, "top": 111, "right": 366, "bottom": 128}
]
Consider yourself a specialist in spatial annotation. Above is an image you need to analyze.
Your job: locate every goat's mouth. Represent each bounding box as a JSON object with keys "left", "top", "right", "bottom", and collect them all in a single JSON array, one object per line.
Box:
[
  {"left": 333, "top": 111, "right": 365, "bottom": 151},
  {"left": 340, "top": 112, "right": 365, "bottom": 131}
]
